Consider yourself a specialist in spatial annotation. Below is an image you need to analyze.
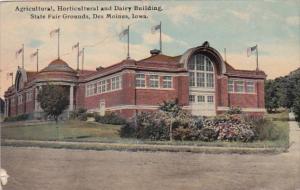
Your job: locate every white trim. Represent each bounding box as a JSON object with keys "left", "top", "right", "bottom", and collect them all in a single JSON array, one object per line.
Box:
[
  {"left": 217, "top": 106, "right": 266, "bottom": 112},
  {"left": 136, "top": 87, "right": 175, "bottom": 91},
  {"left": 136, "top": 71, "right": 188, "bottom": 77}
]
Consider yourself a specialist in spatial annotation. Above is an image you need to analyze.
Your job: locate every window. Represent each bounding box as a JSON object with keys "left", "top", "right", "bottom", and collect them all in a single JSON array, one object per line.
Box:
[
  {"left": 111, "top": 77, "right": 116, "bottom": 90},
  {"left": 188, "top": 54, "right": 214, "bottom": 88},
  {"left": 206, "top": 73, "right": 214, "bottom": 88},
  {"left": 86, "top": 83, "right": 96, "bottom": 96},
  {"left": 196, "top": 73, "right": 205, "bottom": 87},
  {"left": 228, "top": 79, "right": 234, "bottom": 92},
  {"left": 198, "top": 95, "right": 205, "bottom": 102},
  {"left": 26, "top": 91, "right": 33, "bottom": 102},
  {"left": 246, "top": 81, "right": 255, "bottom": 93},
  {"left": 236, "top": 81, "right": 244, "bottom": 93},
  {"left": 207, "top": 96, "right": 214, "bottom": 103},
  {"left": 189, "top": 72, "right": 195, "bottom": 87},
  {"left": 136, "top": 74, "right": 145, "bottom": 87},
  {"left": 149, "top": 75, "right": 159, "bottom": 88},
  {"left": 189, "top": 95, "right": 195, "bottom": 102},
  {"left": 18, "top": 95, "right": 23, "bottom": 105},
  {"left": 97, "top": 80, "right": 106, "bottom": 94},
  {"left": 162, "top": 76, "right": 172, "bottom": 88},
  {"left": 106, "top": 79, "right": 111, "bottom": 91},
  {"left": 111, "top": 76, "right": 121, "bottom": 90},
  {"left": 115, "top": 76, "right": 121, "bottom": 89}
]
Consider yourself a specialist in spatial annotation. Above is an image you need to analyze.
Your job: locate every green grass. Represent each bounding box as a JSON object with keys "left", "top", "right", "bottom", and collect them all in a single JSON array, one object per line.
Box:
[
  {"left": 1, "top": 111, "right": 291, "bottom": 151},
  {"left": 1, "top": 120, "right": 121, "bottom": 141},
  {"left": 266, "top": 109, "right": 290, "bottom": 121}
]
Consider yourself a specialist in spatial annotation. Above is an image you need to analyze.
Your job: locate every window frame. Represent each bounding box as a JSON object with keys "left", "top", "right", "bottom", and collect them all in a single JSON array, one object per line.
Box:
[
  {"left": 246, "top": 80, "right": 255, "bottom": 93},
  {"left": 162, "top": 76, "right": 173, "bottom": 88},
  {"left": 235, "top": 80, "right": 245, "bottom": 93},
  {"left": 188, "top": 54, "right": 214, "bottom": 88},
  {"left": 149, "top": 75, "right": 159, "bottom": 88},
  {"left": 135, "top": 73, "right": 146, "bottom": 88},
  {"left": 189, "top": 95, "right": 195, "bottom": 102}
]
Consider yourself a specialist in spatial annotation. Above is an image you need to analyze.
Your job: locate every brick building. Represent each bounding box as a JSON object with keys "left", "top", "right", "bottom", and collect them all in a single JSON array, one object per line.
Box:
[{"left": 4, "top": 42, "right": 266, "bottom": 119}]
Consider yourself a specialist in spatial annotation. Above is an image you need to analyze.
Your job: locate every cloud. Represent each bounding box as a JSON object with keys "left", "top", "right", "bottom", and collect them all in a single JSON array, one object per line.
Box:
[
  {"left": 229, "top": 10, "right": 250, "bottom": 21},
  {"left": 164, "top": 5, "right": 200, "bottom": 24},
  {"left": 286, "top": 16, "right": 300, "bottom": 26},
  {"left": 143, "top": 32, "right": 173, "bottom": 45}
]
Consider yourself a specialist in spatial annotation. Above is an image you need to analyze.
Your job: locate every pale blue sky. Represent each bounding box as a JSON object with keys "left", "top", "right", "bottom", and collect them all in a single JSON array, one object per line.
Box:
[{"left": 0, "top": 0, "right": 299, "bottom": 97}]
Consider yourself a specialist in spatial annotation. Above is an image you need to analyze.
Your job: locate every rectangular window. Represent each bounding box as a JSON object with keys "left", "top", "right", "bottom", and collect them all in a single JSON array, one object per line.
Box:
[
  {"left": 207, "top": 95, "right": 214, "bottom": 103},
  {"left": 189, "top": 95, "right": 195, "bottom": 102},
  {"left": 206, "top": 73, "right": 214, "bottom": 88},
  {"left": 97, "top": 81, "right": 102, "bottom": 94},
  {"left": 111, "top": 77, "right": 116, "bottom": 90},
  {"left": 236, "top": 80, "right": 245, "bottom": 93},
  {"left": 18, "top": 95, "right": 23, "bottom": 105},
  {"left": 86, "top": 83, "right": 96, "bottom": 97},
  {"left": 115, "top": 76, "right": 121, "bottom": 89},
  {"left": 162, "top": 76, "right": 172, "bottom": 88},
  {"left": 149, "top": 75, "right": 159, "bottom": 88},
  {"left": 196, "top": 73, "right": 205, "bottom": 87},
  {"left": 26, "top": 91, "right": 32, "bottom": 102},
  {"left": 97, "top": 80, "right": 106, "bottom": 94},
  {"left": 101, "top": 80, "right": 106, "bottom": 93},
  {"left": 228, "top": 79, "right": 234, "bottom": 92},
  {"left": 110, "top": 76, "right": 121, "bottom": 90},
  {"left": 246, "top": 81, "right": 255, "bottom": 93},
  {"left": 189, "top": 72, "right": 195, "bottom": 87},
  {"left": 106, "top": 79, "right": 111, "bottom": 91},
  {"left": 197, "top": 95, "right": 205, "bottom": 102},
  {"left": 135, "top": 74, "right": 145, "bottom": 88}
]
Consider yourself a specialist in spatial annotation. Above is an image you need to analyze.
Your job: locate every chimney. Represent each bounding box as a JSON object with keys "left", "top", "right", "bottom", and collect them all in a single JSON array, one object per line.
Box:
[
  {"left": 150, "top": 49, "right": 161, "bottom": 56},
  {"left": 96, "top": 66, "right": 104, "bottom": 71}
]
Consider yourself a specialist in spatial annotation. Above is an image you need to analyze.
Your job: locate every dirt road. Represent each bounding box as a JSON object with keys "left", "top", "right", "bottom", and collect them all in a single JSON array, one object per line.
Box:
[{"left": 1, "top": 116, "right": 299, "bottom": 190}]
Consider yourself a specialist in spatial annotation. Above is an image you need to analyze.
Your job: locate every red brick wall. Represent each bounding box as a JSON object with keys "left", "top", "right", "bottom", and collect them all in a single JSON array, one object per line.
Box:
[
  {"left": 227, "top": 79, "right": 265, "bottom": 108},
  {"left": 217, "top": 76, "right": 229, "bottom": 107}
]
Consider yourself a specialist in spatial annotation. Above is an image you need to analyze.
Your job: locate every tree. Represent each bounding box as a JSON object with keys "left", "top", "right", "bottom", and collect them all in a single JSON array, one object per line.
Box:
[
  {"left": 37, "top": 84, "right": 69, "bottom": 123},
  {"left": 265, "top": 80, "right": 280, "bottom": 113}
]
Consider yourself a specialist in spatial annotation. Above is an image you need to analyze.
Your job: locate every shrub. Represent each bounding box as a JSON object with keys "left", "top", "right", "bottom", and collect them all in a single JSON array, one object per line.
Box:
[
  {"left": 70, "top": 108, "right": 87, "bottom": 121},
  {"left": 120, "top": 122, "right": 136, "bottom": 138},
  {"left": 95, "top": 112, "right": 127, "bottom": 125},
  {"left": 226, "top": 107, "right": 242, "bottom": 115},
  {"left": 199, "top": 128, "right": 218, "bottom": 141},
  {"left": 251, "top": 118, "right": 282, "bottom": 141},
  {"left": 4, "top": 114, "right": 29, "bottom": 122}
]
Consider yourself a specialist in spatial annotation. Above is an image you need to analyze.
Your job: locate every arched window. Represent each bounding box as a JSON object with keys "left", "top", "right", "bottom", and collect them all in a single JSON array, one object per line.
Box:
[{"left": 188, "top": 54, "right": 214, "bottom": 88}]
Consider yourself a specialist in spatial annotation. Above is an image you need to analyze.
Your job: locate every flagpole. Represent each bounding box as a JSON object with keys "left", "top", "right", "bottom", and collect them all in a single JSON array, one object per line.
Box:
[
  {"left": 127, "top": 25, "right": 130, "bottom": 59},
  {"left": 159, "top": 21, "right": 162, "bottom": 53},
  {"left": 77, "top": 42, "right": 80, "bottom": 71},
  {"left": 256, "top": 44, "right": 258, "bottom": 71},
  {"left": 81, "top": 48, "right": 85, "bottom": 71},
  {"left": 22, "top": 44, "right": 24, "bottom": 69},
  {"left": 58, "top": 28, "right": 60, "bottom": 59},
  {"left": 224, "top": 48, "right": 227, "bottom": 62},
  {"left": 36, "top": 49, "right": 39, "bottom": 72}
]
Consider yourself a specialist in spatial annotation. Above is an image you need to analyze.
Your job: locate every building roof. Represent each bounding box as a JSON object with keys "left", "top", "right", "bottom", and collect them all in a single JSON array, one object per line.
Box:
[
  {"left": 138, "top": 54, "right": 181, "bottom": 64},
  {"left": 40, "top": 59, "right": 76, "bottom": 73},
  {"left": 224, "top": 61, "right": 266, "bottom": 78}
]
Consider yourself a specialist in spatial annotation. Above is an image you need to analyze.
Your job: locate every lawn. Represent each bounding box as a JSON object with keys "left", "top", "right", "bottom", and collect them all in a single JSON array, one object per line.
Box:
[
  {"left": 1, "top": 121, "right": 121, "bottom": 141},
  {"left": 1, "top": 110, "right": 291, "bottom": 150}
]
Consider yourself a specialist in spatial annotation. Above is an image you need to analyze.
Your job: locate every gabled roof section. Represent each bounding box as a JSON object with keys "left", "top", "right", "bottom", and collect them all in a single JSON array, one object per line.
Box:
[
  {"left": 138, "top": 54, "right": 181, "bottom": 64},
  {"left": 224, "top": 61, "right": 266, "bottom": 79}
]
